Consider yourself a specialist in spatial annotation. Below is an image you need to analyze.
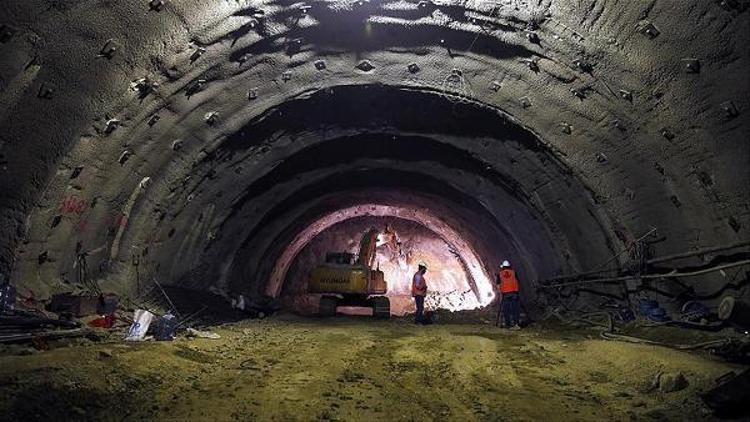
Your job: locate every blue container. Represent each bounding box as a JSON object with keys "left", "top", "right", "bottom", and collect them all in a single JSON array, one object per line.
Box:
[
  {"left": 155, "top": 314, "right": 177, "bottom": 341},
  {"left": 0, "top": 283, "right": 16, "bottom": 313},
  {"left": 639, "top": 299, "right": 658, "bottom": 315},
  {"left": 639, "top": 299, "right": 670, "bottom": 322}
]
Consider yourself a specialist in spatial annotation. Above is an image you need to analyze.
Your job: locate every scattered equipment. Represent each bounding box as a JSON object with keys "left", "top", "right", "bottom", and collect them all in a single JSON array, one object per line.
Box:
[
  {"left": 0, "top": 279, "right": 16, "bottom": 313},
  {"left": 155, "top": 313, "right": 177, "bottom": 341},
  {"left": 718, "top": 296, "right": 750, "bottom": 330},
  {"left": 48, "top": 293, "right": 99, "bottom": 317},
  {"left": 125, "top": 309, "right": 155, "bottom": 341},
  {"left": 638, "top": 299, "right": 670, "bottom": 322}
]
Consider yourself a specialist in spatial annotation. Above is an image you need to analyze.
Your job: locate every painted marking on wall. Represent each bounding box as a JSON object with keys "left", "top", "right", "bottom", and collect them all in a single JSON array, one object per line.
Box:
[{"left": 60, "top": 196, "right": 88, "bottom": 214}]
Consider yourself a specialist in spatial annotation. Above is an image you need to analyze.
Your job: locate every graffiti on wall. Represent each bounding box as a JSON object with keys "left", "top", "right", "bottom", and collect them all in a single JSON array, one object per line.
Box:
[{"left": 59, "top": 195, "right": 88, "bottom": 214}]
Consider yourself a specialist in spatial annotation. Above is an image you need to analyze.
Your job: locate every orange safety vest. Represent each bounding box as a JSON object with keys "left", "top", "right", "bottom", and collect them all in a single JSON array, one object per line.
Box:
[
  {"left": 412, "top": 272, "right": 427, "bottom": 297},
  {"left": 498, "top": 269, "right": 519, "bottom": 293}
]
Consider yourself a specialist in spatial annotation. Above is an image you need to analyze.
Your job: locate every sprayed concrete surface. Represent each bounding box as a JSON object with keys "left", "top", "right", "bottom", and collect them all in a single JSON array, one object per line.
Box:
[
  {"left": 0, "top": 316, "right": 743, "bottom": 421},
  {"left": 3, "top": 1, "right": 748, "bottom": 310}
]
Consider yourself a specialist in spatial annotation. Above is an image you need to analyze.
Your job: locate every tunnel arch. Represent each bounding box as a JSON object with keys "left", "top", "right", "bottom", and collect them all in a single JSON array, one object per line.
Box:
[
  {"left": 1, "top": 0, "right": 746, "bottom": 314},
  {"left": 13, "top": 82, "right": 624, "bottom": 306},
  {"left": 132, "top": 86, "right": 620, "bottom": 308},
  {"left": 225, "top": 170, "right": 559, "bottom": 300}
]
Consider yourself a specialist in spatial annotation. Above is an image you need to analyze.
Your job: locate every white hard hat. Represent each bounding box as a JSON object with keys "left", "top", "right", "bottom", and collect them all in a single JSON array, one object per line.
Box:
[
  {"left": 418, "top": 262, "right": 428, "bottom": 268},
  {"left": 502, "top": 260, "right": 511, "bottom": 267}
]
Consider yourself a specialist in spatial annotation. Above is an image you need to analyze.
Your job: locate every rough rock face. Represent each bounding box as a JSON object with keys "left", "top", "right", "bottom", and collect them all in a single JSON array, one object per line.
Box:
[
  {"left": 285, "top": 216, "right": 484, "bottom": 315},
  {"left": 0, "top": 1, "right": 747, "bottom": 309}
]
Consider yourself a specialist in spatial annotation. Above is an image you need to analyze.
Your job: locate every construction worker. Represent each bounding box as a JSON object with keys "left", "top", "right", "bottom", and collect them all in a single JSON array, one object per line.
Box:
[
  {"left": 496, "top": 260, "right": 521, "bottom": 329},
  {"left": 412, "top": 262, "right": 428, "bottom": 324}
]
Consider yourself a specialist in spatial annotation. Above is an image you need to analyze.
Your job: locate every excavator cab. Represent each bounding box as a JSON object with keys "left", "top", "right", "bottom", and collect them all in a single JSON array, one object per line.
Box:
[
  {"left": 325, "top": 252, "right": 355, "bottom": 265},
  {"left": 308, "top": 228, "right": 390, "bottom": 318}
]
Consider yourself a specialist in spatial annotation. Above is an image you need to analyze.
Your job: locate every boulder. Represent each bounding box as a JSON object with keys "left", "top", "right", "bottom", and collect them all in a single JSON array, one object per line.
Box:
[{"left": 658, "top": 372, "right": 688, "bottom": 393}]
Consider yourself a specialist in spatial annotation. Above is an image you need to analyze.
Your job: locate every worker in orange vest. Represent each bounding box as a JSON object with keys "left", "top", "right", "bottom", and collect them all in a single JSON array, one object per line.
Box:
[
  {"left": 412, "top": 262, "right": 428, "bottom": 324},
  {"left": 496, "top": 260, "right": 521, "bottom": 329}
]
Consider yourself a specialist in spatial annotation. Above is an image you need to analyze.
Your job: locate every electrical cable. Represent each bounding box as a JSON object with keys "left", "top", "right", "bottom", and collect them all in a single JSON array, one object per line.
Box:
[
  {"left": 540, "top": 237, "right": 749, "bottom": 285},
  {"left": 541, "top": 259, "right": 750, "bottom": 289},
  {"left": 600, "top": 331, "right": 731, "bottom": 350}
]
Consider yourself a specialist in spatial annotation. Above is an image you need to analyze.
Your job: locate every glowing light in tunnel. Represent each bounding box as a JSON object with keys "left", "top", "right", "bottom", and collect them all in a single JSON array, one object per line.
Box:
[
  {"left": 267, "top": 204, "right": 496, "bottom": 312},
  {"left": 369, "top": 234, "right": 482, "bottom": 313}
]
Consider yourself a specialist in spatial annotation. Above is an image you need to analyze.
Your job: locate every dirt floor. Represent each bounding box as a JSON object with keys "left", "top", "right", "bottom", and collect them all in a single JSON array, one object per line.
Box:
[{"left": 0, "top": 315, "right": 746, "bottom": 421}]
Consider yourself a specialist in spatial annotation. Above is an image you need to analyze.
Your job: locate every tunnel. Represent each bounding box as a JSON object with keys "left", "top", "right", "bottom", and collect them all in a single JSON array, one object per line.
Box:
[{"left": 0, "top": 1, "right": 749, "bottom": 420}]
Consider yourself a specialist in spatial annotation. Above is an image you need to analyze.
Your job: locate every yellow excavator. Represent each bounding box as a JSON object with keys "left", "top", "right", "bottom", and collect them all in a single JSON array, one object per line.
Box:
[{"left": 308, "top": 228, "right": 390, "bottom": 318}]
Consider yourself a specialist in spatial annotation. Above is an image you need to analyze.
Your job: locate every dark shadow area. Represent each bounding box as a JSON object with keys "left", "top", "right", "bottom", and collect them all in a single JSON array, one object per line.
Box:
[{"left": 220, "top": 85, "right": 546, "bottom": 154}]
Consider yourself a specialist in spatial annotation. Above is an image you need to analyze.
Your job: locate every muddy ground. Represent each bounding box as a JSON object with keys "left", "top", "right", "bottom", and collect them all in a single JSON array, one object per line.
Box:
[{"left": 0, "top": 315, "right": 745, "bottom": 421}]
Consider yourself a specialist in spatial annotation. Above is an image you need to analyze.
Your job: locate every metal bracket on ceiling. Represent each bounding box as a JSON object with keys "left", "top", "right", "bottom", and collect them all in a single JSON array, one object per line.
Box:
[
  {"left": 637, "top": 20, "right": 660, "bottom": 39},
  {"left": 149, "top": 0, "right": 166, "bottom": 12},
  {"left": 38, "top": 83, "right": 54, "bottom": 99},
  {"left": 205, "top": 112, "right": 219, "bottom": 126},
  {"left": 99, "top": 39, "right": 120, "bottom": 59},
  {"left": 681, "top": 58, "right": 701, "bottom": 74},
  {"left": 190, "top": 47, "right": 206, "bottom": 63}
]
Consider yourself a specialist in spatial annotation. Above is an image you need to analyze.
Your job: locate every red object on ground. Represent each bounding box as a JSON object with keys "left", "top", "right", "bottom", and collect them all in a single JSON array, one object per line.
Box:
[
  {"left": 20, "top": 289, "right": 36, "bottom": 305},
  {"left": 88, "top": 313, "right": 116, "bottom": 328}
]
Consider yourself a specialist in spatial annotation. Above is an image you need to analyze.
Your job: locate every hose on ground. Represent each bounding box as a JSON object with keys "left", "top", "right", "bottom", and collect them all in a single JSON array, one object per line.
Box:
[
  {"left": 543, "top": 309, "right": 615, "bottom": 332},
  {"left": 600, "top": 331, "right": 731, "bottom": 350},
  {"left": 636, "top": 319, "right": 727, "bottom": 331},
  {"left": 545, "top": 309, "right": 733, "bottom": 350}
]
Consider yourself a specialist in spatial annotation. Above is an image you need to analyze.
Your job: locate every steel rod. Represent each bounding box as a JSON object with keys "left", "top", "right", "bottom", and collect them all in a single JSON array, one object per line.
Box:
[
  {"left": 152, "top": 278, "right": 181, "bottom": 318},
  {"left": 540, "top": 238, "right": 749, "bottom": 284},
  {"left": 541, "top": 259, "right": 750, "bottom": 289},
  {"left": 646, "top": 240, "right": 750, "bottom": 265}
]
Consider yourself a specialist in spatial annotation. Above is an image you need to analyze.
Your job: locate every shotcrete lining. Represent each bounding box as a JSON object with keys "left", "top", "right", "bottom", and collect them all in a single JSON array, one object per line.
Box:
[
  {"left": 2, "top": 1, "right": 747, "bottom": 308},
  {"left": 15, "top": 85, "right": 617, "bottom": 299},
  {"left": 83, "top": 84, "right": 615, "bottom": 299}
]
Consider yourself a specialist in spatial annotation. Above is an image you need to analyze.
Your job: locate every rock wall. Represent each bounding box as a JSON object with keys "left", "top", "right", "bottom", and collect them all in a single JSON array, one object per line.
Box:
[{"left": 0, "top": 1, "right": 747, "bottom": 308}]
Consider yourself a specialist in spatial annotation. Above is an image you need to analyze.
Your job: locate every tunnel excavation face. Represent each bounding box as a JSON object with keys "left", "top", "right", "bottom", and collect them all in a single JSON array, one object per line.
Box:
[
  {"left": 1, "top": 0, "right": 747, "bottom": 319},
  {"left": 282, "top": 215, "right": 485, "bottom": 315},
  {"left": 278, "top": 206, "right": 496, "bottom": 315}
]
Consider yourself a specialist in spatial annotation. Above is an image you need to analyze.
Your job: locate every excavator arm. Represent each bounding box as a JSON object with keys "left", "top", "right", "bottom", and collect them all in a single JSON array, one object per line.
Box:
[{"left": 357, "top": 227, "right": 380, "bottom": 269}]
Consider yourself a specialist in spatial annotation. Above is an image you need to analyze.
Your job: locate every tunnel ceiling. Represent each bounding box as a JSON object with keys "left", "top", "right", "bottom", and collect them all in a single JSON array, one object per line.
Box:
[{"left": 0, "top": 0, "right": 748, "bottom": 302}]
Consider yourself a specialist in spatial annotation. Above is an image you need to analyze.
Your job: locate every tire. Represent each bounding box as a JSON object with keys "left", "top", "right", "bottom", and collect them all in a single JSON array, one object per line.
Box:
[
  {"left": 371, "top": 296, "right": 390, "bottom": 319},
  {"left": 319, "top": 296, "right": 338, "bottom": 317}
]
